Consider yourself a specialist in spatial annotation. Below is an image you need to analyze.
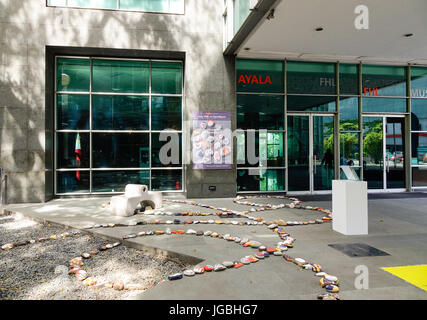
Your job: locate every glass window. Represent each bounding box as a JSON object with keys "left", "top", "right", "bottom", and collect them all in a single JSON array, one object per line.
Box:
[
  {"left": 340, "top": 97, "right": 359, "bottom": 130},
  {"left": 57, "top": 171, "right": 90, "bottom": 194},
  {"left": 362, "top": 65, "right": 406, "bottom": 97},
  {"left": 411, "top": 133, "right": 427, "bottom": 165},
  {"left": 411, "top": 67, "right": 427, "bottom": 98},
  {"left": 340, "top": 132, "right": 360, "bottom": 166},
  {"left": 412, "top": 167, "right": 427, "bottom": 187},
  {"left": 287, "top": 61, "right": 336, "bottom": 94},
  {"left": 151, "top": 62, "right": 182, "bottom": 94},
  {"left": 151, "top": 133, "right": 182, "bottom": 167},
  {"left": 57, "top": 133, "right": 90, "bottom": 168},
  {"left": 120, "top": 0, "right": 184, "bottom": 13},
  {"left": 67, "top": 0, "right": 117, "bottom": 9},
  {"left": 56, "top": 58, "right": 90, "bottom": 92},
  {"left": 287, "top": 95, "right": 336, "bottom": 112},
  {"left": 237, "top": 169, "right": 285, "bottom": 192},
  {"left": 56, "top": 94, "right": 90, "bottom": 130},
  {"left": 151, "top": 97, "right": 182, "bottom": 130},
  {"left": 92, "top": 133, "right": 150, "bottom": 168},
  {"left": 92, "top": 59, "right": 149, "bottom": 93},
  {"left": 362, "top": 97, "right": 407, "bottom": 113},
  {"left": 234, "top": 0, "right": 252, "bottom": 33},
  {"left": 92, "top": 170, "right": 150, "bottom": 192},
  {"left": 92, "top": 95, "right": 149, "bottom": 130},
  {"left": 340, "top": 64, "right": 359, "bottom": 95},
  {"left": 151, "top": 170, "right": 182, "bottom": 190},
  {"left": 411, "top": 99, "right": 427, "bottom": 131},
  {"left": 236, "top": 59, "right": 284, "bottom": 93},
  {"left": 237, "top": 94, "right": 284, "bottom": 130},
  {"left": 236, "top": 131, "right": 285, "bottom": 167}
]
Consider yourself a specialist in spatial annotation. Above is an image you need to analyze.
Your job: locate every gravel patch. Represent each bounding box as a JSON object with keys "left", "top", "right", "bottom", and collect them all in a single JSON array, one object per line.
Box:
[{"left": 0, "top": 213, "right": 190, "bottom": 300}]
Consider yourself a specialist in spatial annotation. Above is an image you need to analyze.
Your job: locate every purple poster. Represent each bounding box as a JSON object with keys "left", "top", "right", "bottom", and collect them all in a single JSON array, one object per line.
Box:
[{"left": 192, "top": 111, "right": 232, "bottom": 170}]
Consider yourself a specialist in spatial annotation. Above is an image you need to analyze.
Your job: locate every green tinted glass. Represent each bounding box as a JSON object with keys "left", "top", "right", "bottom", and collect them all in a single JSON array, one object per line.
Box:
[
  {"left": 92, "top": 95, "right": 149, "bottom": 130},
  {"left": 411, "top": 133, "right": 427, "bottom": 165},
  {"left": 120, "top": 0, "right": 184, "bottom": 13},
  {"left": 92, "top": 59, "right": 149, "bottom": 93},
  {"left": 287, "top": 61, "right": 336, "bottom": 94},
  {"left": 340, "top": 64, "right": 359, "bottom": 95},
  {"left": 56, "top": 94, "right": 90, "bottom": 130},
  {"left": 411, "top": 67, "right": 427, "bottom": 97},
  {"left": 362, "top": 97, "right": 407, "bottom": 113},
  {"left": 151, "top": 97, "right": 182, "bottom": 130},
  {"left": 411, "top": 99, "right": 427, "bottom": 131},
  {"left": 236, "top": 59, "right": 284, "bottom": 93},
  {"left": 339, "top": 97, "right": 359, "bottom": 130},
  {"left": 287, "top": 95, "right": 336, "bottom": 112},
  {"left": 340, "top": 132, "right": 360, "bottom": 166},
  {"left": 92, "top": 170, "right": 150, "bottom": 193},
  {"left": 56, "top": 58, "right": 90, "bottom": 92},
  {"left": 56, "top": 132, "right": 90, "bottom": 168},
  {"left": 151, "top": 62, "right": 182, "bottom": 94},
  {"left": 57, "top": 171, "right": 90, "bottom": 194},
  {"left": 237, "top": 169, "right": 285, "bottom": 192},
  {"left": 151, "top": 170, "right": 182, "bottom": 190},
  {"left": 412, "top": 168, "right": 427, "bottom": 187},
  {"left": 362, "top": 65, "right": 406, "bottom": 97},
  {"left": 234, "top": 0, "right": 252, "bottom": 33},
  {"left": 67, "top": 0, "right": 117, "bottom": 9},
  {"left": 237, "top": 94, "right": 284, "bottom": 130}
]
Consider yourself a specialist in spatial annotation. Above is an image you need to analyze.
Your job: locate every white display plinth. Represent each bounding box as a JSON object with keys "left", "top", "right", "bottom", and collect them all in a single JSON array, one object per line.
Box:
[{"left": 332, "top": 180, "right": 368, "bottom": 235}]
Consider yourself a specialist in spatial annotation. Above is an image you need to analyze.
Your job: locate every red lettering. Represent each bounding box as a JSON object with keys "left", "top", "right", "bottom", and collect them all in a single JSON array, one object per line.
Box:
[
  {"left": 238, "top": 75, "right": 245, "bottom": 84},
  {"left": 245, "top": 75, "right": 251, "bottom": 83},
  {"left": 251, "top": 76, "right": 259, "bottom": 84},
  {"left": 265, "top": 76, "right": 272, "bottom": 85},
  {"left": 238, "top": 74, "right": 273, "bottom": 85}
]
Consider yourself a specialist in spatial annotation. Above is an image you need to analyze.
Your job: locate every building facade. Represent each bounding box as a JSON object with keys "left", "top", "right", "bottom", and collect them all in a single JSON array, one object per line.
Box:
[{"left": 1, "top": 0, "right": 426, "bottom": 203}]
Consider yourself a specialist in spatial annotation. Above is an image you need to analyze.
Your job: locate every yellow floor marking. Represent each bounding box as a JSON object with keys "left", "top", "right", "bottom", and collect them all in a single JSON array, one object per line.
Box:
[{"left": 382, "top": 265, "right": 427, "bottom": 292}]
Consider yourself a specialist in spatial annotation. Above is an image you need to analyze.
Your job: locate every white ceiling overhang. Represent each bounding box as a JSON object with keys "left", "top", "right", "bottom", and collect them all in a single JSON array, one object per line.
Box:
[{"left": 236, "top": 0, "right": 427, "bottom": 64}]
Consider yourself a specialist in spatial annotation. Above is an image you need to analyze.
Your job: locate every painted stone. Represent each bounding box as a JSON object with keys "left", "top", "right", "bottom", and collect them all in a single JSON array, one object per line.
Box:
[
  {"left": 1, "top": 244, "right": 13, "bottom": 250},
  {"left": 113, "top": 242, "right": 120, "bottom": 247},
  {"left": 234, "top": 262, "right": 244, "bottom": 268},
  {"left": 325, "top": 275, "right": 338, "bottom": 282},
  {"left": 316, "top": 272, "right": 327, "bottom": 277},
  {"left": 83, "top": 277, "right": 97, "bottom": 286},
  {"left": 183, "top": 269, "right": 195, "bottom": 277},
  {"left": 185, "top": 229, "right": 197, "bottom": 235},
  {"left": 303, "top": 264, "right": 313, "bottom": 270},
  {"left": 247, "top": 256, "right": 259, "bottom": 263},
  {"left": 240, "top": 257, "right": 251, "bottom": 265},
  {"left": 255, "top": 253, "right": 265, "bottom": 259},
  {"left": 273, "top": 251, "right": 282, "bottom": 256},
  {"left": 294, "top": 258, "right": 306, "bottom": 265},
  {"left": 68, "top": 267, "right": 81, "bottom": 274},
  {"left": 168, "top": 273, "right": 183, "bottom": 281},
  {"left": 259, "top": 245, "right": 266, "bottom": 251},
  {"left": 283, "top": 254, "right": 293, "bottom": 262},
  {"left": 204, "top": 231, "right": 212, "bottom": 236},
  {"left": 99, "top": 245, "right": 108, "bottom": 251},
  {"left": 137, "top": 231, "right": 146, "bottom": 236},
  {"left": 234, "top": 237, "right": 241, "bottom": 243},
  {"left": 211, "top": 232, "right": 219, "bottom": 238},
  {"left": 266, "top": 248, "right": 276, "bottom": 254},
  {"left": 215, "top": 220, "right": 223, "bottom": 224},
  {"left": 89, "top": 250, "right": 98, "bottom": 255},
  {"left": 325, "top": 284, "right": 340, "bottom": 293},
  {"left": 204, "top": 265, "right": 213, "bottom": 272},
  {"left": 193, "top": 266, "right": 205, "bottom": 274},
  {"left": 208, "top": 220, "right": 215, "bottom": 224},
  {"left": 81, "top": 252, "right": 91, "bottom": 259},
  {"left": 166, "top": 228, "right": 172, "bottom": 235},
  {"left": 249, "top": 241, "right": 261, "bottom": 248},
  {"left": 75, "top": 270, "right": 88, "bottom": 281},
  {"left": 113, "top": 281, "right": 125, "bottom": 290},
  {"left": 317, "top": 293, "right": 340, "bottom": 300},
  {"left": 196, "top": 231, "right": 204, "bottom": 236},
  {"left": 155, "top": 230, "right": 165, "bottom": 235},
  {"left": 69, "top": 257, "right": 84, "bottom": 266},
  {"left": 214, "top": 264, "right": 226, "bottom": 271},
  {"left": 223, "top": 261, "right": 234, "bottom": 268},
  {"left": 312, "top": 264, "right": 322, "bottom": 272},
  {"left": 268, "top": 224, "right": 278, "bottom": 229}
]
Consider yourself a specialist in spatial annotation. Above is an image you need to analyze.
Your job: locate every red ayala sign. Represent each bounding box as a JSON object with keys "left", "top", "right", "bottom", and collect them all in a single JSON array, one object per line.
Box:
[{"left": 238, "top": 74, "right": 272, "bottom": 85}]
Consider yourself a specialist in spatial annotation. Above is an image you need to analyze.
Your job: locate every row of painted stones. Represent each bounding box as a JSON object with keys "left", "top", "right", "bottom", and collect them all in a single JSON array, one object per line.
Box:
[
  {"left": 1, "top": 231, "right": 82, "bottom": 251},
  {"left": 120, "top": 227, "right": 340, "bottom": 300}
]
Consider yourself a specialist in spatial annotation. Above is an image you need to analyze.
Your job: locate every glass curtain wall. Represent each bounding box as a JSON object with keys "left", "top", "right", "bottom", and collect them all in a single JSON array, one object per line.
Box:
[
  {"left": 236, "top": 59, "right": 285, "bottom": 192},
  {"left": 55, "top": 57, "right": 183, "bottom": 194}
]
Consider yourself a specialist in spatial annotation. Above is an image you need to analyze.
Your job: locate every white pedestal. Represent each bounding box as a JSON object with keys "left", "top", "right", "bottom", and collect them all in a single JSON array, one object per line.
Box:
[{"left": 332, "top": 180, "right": 368, "bottom": 235}]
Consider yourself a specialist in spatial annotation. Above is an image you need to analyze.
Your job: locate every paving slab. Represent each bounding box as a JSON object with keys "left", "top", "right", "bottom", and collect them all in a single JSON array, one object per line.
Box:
[{"left": 3, "top": 195, "right": 427, "bottom": 300}]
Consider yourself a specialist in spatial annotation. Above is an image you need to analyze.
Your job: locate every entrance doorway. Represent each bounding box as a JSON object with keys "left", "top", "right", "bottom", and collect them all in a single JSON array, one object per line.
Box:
[
  {"left": 287, "top": 114, "right": 335, "bottom": 193},
  {"left": 362, "top": 116, "right": 406, "bottom": 190}
]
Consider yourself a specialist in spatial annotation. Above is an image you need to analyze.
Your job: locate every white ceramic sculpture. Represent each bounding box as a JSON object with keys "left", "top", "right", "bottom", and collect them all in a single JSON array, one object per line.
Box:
[{"left": 109, "top": 184, "right": 163, "bottom": 217}]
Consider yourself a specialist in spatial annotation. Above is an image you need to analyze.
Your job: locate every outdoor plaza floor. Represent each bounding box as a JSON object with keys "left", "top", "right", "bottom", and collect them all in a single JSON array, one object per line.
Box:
[{"left": 2, "top": 193, "right": 427, "bottom": 300}]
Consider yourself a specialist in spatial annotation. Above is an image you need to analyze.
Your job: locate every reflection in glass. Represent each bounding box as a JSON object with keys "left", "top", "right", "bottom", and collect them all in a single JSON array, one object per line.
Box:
[
  {"left": 92, "top": 59, "right": 149, "bottom": 93},
  {"left": 57, "top": 133, "right": 90, "bottom": 168},
  {"left": 362, "top": 97, "right": 406, "bottom": 113},
  {"left": 120, "top": 0, "right": 184, "bottom": 13},
  {"left": 339, "top": 97, "right": 359, "bottom": 130},
  {"left": 410, "top": 67, "right": 427, "bottom": 97},
  {"left": 235, "top": 131, "right": 284, "bottom": 167},
  {"left": 236, "top": 59, "right": 284, "bottom": 93},
  {"left": 340, "top": 133, "right": 360, "bottom": 166},
  {"left": 57, "top": 171, "right": 90, "bottom": 194},
  {"left": 67, "top": 0, "right": 117, "bottom": 9},
  {"left": 151, "top": 62, "right": 182, "bottom": 94},
  {"left": 411, "top": 133, "right": 427, "bottom": 165},
  {"left": 386, "top": 117, "right": 405, "bottom": 188},
  {"left": 92, "top": 170, "right": 150, "bottom": 192},
  {"left": 237, "top": 169, "right": 285, "bottom": 192},
  {"left": 363, "top": 117, "right": 384, "bottom": 189},
  {"left": 56, "top": 94, "right": 90, "bottom": 130},
  {"left": 313, "top": 116, "right": 334, "bottom": 190},
  {"left": 362, "top": 65, "right": 406, "bottom": 97},
  {"left": 56, "top": 58, "right": 90, "bottom": 92},
  {"left": 151, "top": 170, "right": 182, "bottom": 190},
  {"left": 340, "top": 64, "right": 359, "bottom": 95},
  {"left": 411, "top": 99, "right": 427, "bottom": 131},
  {"left": 92, "top": 133, "right": 149, "bottom": 168},
  {"left": 287, "top": 61, "right": 336, "bottom": 94},
  {"left": 237, "top": 94, "right": 284, "bottom": 130},
  {"left": 151, "top": 133, "right": 182, "bottom": 167},
  {"left": 412, "top": 167, "right": 427, "bottom": 187},
  {"left": 287, "top": 116, "right": 309, "bottom": 191},
  {"left": 92, "top": 95, "right": 149, "bottom": 130},
  {"left": 287, "top": 95, "right": 336, "bottom": 112},
  {"left": 151, "top": 97, "right": 182, "bottom": 130}
]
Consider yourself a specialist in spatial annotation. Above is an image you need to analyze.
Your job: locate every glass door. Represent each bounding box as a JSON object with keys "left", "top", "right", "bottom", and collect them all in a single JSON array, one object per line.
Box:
[
  {"left": 362, "top": 116, "right": 406, "bottom": 190},
  {"left": 288, "top": 114, "right": 335, "bottom": 193}
]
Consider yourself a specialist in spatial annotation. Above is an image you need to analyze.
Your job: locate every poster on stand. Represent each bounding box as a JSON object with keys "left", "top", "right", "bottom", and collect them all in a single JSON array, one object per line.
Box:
[{"left": 192, "top": 111, "right": 232, "bottom": 169}]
